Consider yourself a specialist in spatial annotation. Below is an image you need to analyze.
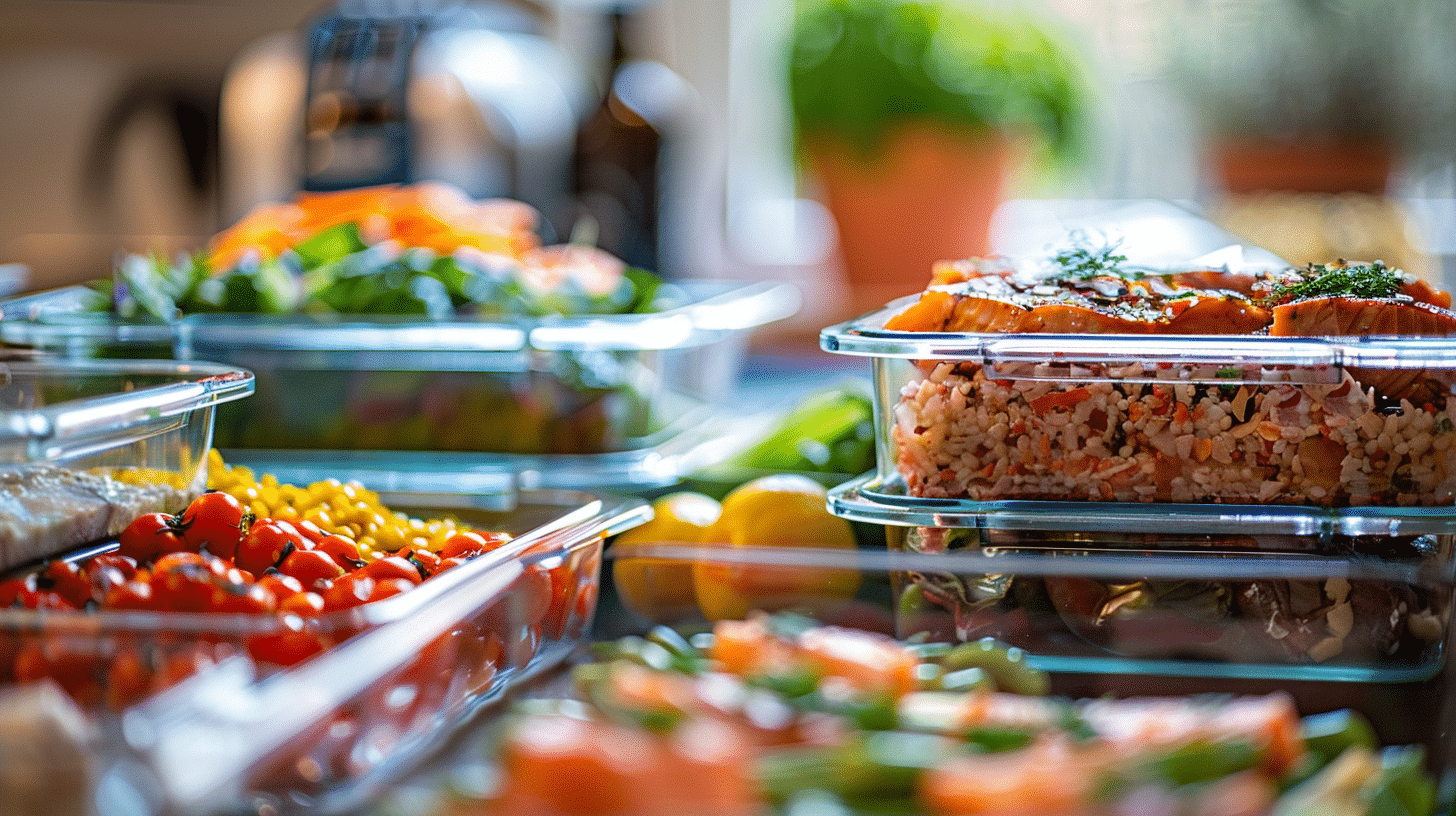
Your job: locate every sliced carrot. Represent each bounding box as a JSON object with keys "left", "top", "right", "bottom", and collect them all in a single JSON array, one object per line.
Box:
[{"left": 1029, "top": 386, "right": 1092, "bottom": 415}]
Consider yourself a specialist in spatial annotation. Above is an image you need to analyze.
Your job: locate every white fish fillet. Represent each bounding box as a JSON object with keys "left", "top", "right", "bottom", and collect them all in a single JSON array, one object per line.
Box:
[{"left": 0, "top": 466, "right": 190, "bottom": 572}]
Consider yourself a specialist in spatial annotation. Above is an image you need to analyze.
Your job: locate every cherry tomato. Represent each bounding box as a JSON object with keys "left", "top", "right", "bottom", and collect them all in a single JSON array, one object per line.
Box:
[
  {"left": 88, "top": 553, "right": 138, "bottom": 580},
  {"left": 247, "top": 614, "right": 327, "bottom": 667},
  {"left": 103, "top": 580, "right": 156, "bottom": 611},
  {"left": 151, "top": 551, "right": 209, "bottom": 574},
  {"left": 320, "top": 575, "right": 374, "bottom": 611},
  {"left": 367, "top": 577, "right": 417, "bottom": 603},
  {"left": 403, "top": 547, "right": 441, "bottom": 576},
  {"left": 278, "top": 549, "right": 346, "bottom": 588},
  {"left": 118, "top": 512, "right": 184, "bottom": 563},
  {"left": 433, "top": 556, "right": 469, "bottom": 575},
  {"left": 236, "top": 520, "right": 304, "bottom": 576},
  {"left": 440, "top": 531, "right": 492, "bottom": 559},
  {"left": 88, "top": 563, "right": 130, "bottom": 606},
  {"left": 280, "top": 591, "right": 326, "bottom": 617},
  {"left": 256, "top": 573, "right": 305, "bottom": 604},
  {"left": 313, "top": 535, "right": 364, "bottom": 570},
  {"left": 293, "top": 519, "right": 330, "bottom": 545},
  {"left": 38, "top": 560, "right": 92, "bottom": 608},
  {"left": 214, "top": 583, "right": 278, "bottom": 615},
  {"left": 361, "top": 555, "right": 424, "bottom": 586},
  {"left": 0, "top": 578, "right": 30, "bottom": 608},
  {"left": 105, "top": 647, "right": 154, "bottom": 711},
  {"left": 179, "top": 492, "right": 247, "bottom": 559},
  {"left": 150, "top": 559, "right": 225, "bottom": 613}
]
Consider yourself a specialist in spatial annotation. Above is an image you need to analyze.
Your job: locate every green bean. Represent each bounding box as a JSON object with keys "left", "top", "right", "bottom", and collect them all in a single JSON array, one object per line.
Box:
[
  {"left": 1300, "top": 709, "right": 1377, "bottom": 767},
  {"left": 938, "top": 666, "right": 990, "bottom": 692},
  {"left": 939, "top": 638, "right": 1049, "bottom": 697}
]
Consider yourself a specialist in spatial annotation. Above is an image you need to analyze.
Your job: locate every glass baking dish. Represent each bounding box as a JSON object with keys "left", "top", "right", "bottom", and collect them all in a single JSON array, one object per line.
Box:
[
  {"left": 0, "top": 280, "right": 798, "bottom": 490},
  {"left": 0, "top": 490, "right": 648, "bottom": 816},
  {"left": 601, "top": 524, "right": 1456, "bottom": 805},
  {"left": 821, "top": 302, "right": 1456, "bottom": 508},
  {"left": 0, "top": 357, "right": 253, "bottom": 572}
]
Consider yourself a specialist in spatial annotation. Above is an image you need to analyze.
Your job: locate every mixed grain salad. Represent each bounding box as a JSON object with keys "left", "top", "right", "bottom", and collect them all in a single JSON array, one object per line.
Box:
[{"left": 883, "top": 249, "right": 1456, "bottom": 506}]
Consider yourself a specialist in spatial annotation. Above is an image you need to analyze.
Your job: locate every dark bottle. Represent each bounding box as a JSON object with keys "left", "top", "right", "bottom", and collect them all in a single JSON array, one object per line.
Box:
[{"left": 573, "top": 5, "right": 689, "bottom": 277}]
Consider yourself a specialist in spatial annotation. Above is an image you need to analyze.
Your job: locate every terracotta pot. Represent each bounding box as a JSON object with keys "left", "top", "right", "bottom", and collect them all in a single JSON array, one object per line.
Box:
[
  {"left": 1213, "top": 137, "right": 1395, "bottom": 195},
  {"left": 806, "top": 123, "right": 1017, "bottom": 318}
]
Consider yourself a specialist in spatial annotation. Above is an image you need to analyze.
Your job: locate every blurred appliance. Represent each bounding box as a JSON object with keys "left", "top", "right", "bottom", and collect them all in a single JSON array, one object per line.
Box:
[{"left": 219, "top": 0, "right": 590, "bottom": 239}]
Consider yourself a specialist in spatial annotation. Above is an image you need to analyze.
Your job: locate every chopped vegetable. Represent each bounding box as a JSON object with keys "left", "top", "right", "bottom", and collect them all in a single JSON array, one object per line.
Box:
[
  {"left": 91, "top": 183, "right": 672, "bottom": 321},
  {"left": 428, "top": 613, "right": 1433, "bottom": 816}
]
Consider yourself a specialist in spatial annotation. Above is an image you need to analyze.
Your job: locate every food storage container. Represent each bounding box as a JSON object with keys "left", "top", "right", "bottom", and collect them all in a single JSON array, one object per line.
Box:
[
  {"left": 0, "top": 280, "right": 798, "bottom": 492},
  {"left": 0, "top": 490, "right": 648, "bottom": 816},
  {"left": 601, "top": 526, "right": 1456, "bottom": 805},
  {"left": 0, "top": 357, "right": 253, "bottom": 571},
  {"left": 820, "top": 302, "right": 1456, "bottom": 508}
]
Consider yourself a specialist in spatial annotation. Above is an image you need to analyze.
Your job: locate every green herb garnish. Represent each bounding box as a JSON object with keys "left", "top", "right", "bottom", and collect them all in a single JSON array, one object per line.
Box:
[
  {"left": 1270, "top": 261, "right": 1405, "bottom": 303},
  {"left": 1216, "top": 366, "right": 1241, "bottom": 379},
  {"left": 1052, "top": 236, "right": 1133, "bottom": 281}
]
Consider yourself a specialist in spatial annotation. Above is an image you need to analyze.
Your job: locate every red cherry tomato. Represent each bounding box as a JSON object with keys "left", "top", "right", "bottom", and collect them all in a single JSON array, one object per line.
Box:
[
  {"left": 256, "top": 573, "right": 305, "bottom": 604},
  {"left": 367, "top": 577, "right": 417, "bottom": 603},
  {"left": 313, "top": 535, "right": 364, "bottom": 570},
  {"left": 236, "top": 520, "right": 305, "bottom": 577},
  {"left": 440, "top": 531, "right": 493, "bottom": 559},
  {"left": 106, "top": 647, "right": 154, "bottom": 711},
  {"left": 88, "top": 563, "right": 130, "bottom": 606},
  {"left": 402, "top": 547, "right": 441, "bottom": 576},
  {"left": 179, "top": 492, "right": 247, "bottom": 559},
  {"left": 150, "top": 556, "right": 226, "bottom": 612},
  {"left": 0, "top": 577, "right": 31, "bottom": 607},
  {"left": 278, "top": 549, "right": 346, "bottom": 588},
  {"left": 103, "top": 579, "right": 156, "bottom": 611},
  {"left": 320, "top": 575, "right": 375, "bottom": 611},
  {"left": 247, "top": 614, "right": 327, "bottom": 667},
  {"left": 433, "top": 556, "right": 469, "bottom": 575},
  {"left": 39, "top": 560, "right": 92, "bottom": 608},
  {"left": 280, "top": 591, "right": 326, "bottom": 617},
  {"left": 293, "top": 519, "right": 330, "bottom": 545},
  {"left": 360, "top": 555, "right": 424, "bottom": 586},
  {"left": 214, "top": 582, "right": 278, "bottom": 615},
  {"left": 118, "top": 512, "right": 184, "bottom": 563},
  {"left": 88, "top": 553, "right": 138, "bottom": 580}
]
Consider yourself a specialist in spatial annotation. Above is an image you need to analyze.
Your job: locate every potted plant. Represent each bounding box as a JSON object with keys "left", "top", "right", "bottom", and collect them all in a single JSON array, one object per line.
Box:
[
  {"left": 1172, "top": 0, "right": 1456, "bottom": 195},
  {"left": 787, "top": 0, "right": 1088, "bottom": 313}
]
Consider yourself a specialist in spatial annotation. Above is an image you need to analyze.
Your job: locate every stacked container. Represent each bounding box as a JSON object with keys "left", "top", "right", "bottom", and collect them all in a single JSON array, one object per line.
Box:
[{"left": 815, "top": 296, "right": 1456, "bottom": 802}]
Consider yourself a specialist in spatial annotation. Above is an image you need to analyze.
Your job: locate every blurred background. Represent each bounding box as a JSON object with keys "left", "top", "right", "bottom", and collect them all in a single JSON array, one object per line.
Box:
[{"left": 2, "top": 0, "right": 1455, "bottom": 342}]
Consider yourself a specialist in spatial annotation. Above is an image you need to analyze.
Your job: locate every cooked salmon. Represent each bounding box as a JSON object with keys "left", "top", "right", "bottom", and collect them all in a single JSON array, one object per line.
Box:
[
  {"left": 887, "top": 272, "right": 1268, "bottom": 335},
  {"left": 1269, "top": 296, "right": 1456, "bottom": 402}
]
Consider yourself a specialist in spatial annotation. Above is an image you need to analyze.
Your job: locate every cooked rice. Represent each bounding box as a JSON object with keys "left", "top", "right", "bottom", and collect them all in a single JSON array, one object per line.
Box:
[{"left": 895, "top": 361, "right": 1456, "bottom": 506}]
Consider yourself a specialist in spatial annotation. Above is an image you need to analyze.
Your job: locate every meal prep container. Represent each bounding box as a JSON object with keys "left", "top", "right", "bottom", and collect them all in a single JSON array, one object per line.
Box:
[
  {"left": 602, "top": 527, "right": 1456, "bottom": 800},
  {"left": 0, "top": 358, "right": 254, "bottom": 571},
  {"left": 0, "top": 280, "right": 799, "bottom": 493},
  {"left": 820, "top": 302, "right": 1456, "bottom": 507},
  {"left": 0, "top": 490, "right": 648, "bottom": 816}
]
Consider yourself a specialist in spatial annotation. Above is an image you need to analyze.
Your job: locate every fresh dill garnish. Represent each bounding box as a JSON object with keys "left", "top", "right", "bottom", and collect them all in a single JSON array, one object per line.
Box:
[
  {"left": 1051, "top": 234, "right": 1133, "bottom": 280},
  {"left": 1270, "top": 261, "right": 1404, "bottom": 303}
]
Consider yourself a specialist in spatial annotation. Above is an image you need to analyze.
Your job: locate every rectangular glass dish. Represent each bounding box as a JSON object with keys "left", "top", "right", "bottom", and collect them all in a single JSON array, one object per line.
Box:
[
  {"left": 602, "top": 523, "right": 1456, "bottom": 793},
  {"left": 0, "top": 357, "right": 253, "bottom": 572},
  {"left": 0, "top": 490, "right": 648, "bottom": 816},
  {"left": 0, "top": 281, "right": 798, "bottom": 490},
  {"left": 821, "top": 301, "right": 1456, "bottom": 507}
]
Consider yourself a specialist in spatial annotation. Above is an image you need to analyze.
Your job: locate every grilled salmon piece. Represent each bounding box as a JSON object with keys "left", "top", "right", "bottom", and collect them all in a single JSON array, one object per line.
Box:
[
  {"left": 1271, "top": 296, "right": 1456, "bottom": 402},
  {"left": 1269, "top": 296, "right": 1456, "bottom": 337}
]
